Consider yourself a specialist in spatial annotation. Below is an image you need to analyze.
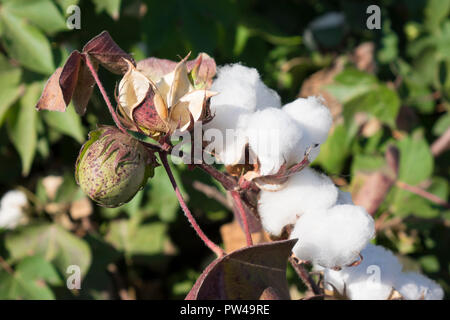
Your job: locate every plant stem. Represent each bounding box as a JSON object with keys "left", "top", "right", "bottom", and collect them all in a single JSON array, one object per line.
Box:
[
  {"left": 159, "top": 152, "right": 225, "bottom": 258},
  {"left": 0, "top": 256, "right": 13, "bottom": 275},
  {"left": 396, "top": 181, "right": 450, "bottom": 209},
  {"left": 231, "top": 190, "right": 253, "bottom": 247},
  {"left": 289, "top": 256, "right": 321, "bottom": 295},
  {"left": 84, "top": 55, "right": 127, "bottom": 134},
  {"left": 196, "top": 163, "right": 238, "bottom": 191}
]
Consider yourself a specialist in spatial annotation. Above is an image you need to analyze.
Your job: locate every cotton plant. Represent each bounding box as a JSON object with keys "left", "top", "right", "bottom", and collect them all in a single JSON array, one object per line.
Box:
[{"left": 35, "top": 31, "right": 443, "bottom": 300}]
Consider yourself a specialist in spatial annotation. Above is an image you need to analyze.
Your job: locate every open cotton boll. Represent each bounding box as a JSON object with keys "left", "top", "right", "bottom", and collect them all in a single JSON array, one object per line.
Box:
[
  {"left": 258, "top": 167, "right": 338, "bottom": 236},
  {"left": 203, "top": 104, "right": 250, "bottom": 165},
  {"left": 290, "top": 204, "right": 375, "bottom": 268},
  {"left": 246, "top": 108, "right": 307, "bottom": 176},
  {"left": 1, "top": 190, "right": 27, "bottom": 209},
  {"left": 323, "top": 244, "right": 403, "bottom": 300},
  {"left": 210, "top": 64, "right": 260, "bottom": 112},
  {"left": 395, "top": 272, "right": 444, "bottom": 300},
  {"left": 0, "top": 190, "right": 28, "bottom": 230},
  {"left": 282, "top": 96, "right": 332, "bottom": 144},
  {"left": 255, "top": 80, "right": 281, "bottom": 110}
]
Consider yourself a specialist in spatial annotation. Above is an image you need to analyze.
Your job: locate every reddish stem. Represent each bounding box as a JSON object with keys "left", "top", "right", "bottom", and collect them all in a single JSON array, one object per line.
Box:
[
  {"left": 160, "top": 152, "right": 225, "bottom": 258},
  {"left": 84, "top": 55, "right": 127, "bottom": 134},
  {"left": 230, "top": 190, "right": 253, "bottom": 247},
  {"left": 396, "top": 181, "right": 450, "bottom": 209},
  {"left": 196, "top": 163, "right": 238, "bottom": 191},
  {"left": 289, "top": 256, "right": 321, "bottom": 295}
]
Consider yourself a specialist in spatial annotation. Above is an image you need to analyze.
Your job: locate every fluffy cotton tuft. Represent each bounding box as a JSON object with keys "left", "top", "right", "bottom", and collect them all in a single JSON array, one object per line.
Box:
[
  {"left": 323, "top": 244, "right": 403, "bottom": 300},
  {"left": 211, "top": 64, "right": 281, "bottom": 112},
  {"left": 290, "top": 204, "right": 375, "bottom": 268},
  {"left": 255, "top": 80, "right": 282, "bottom": 110},
  {"left": 258, "top": 167, "right": 338, "bottom": 236},
  {"left": 203, "top": 104, "right": 250, "bottom": 165},
  {"left": 246, "top": 108, "right": 308, "bottom": 176},
  {"left": 282, "top": 96, "right": 332, "bottom": 145},
  {"left": 395, "top": 272, "right": 444, "bottom": 300},
  {"left": 0, "top": 190, "right": 28, "bottom": 230}
]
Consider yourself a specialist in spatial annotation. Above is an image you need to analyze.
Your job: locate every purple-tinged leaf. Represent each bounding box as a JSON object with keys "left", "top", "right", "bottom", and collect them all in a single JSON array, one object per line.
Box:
[
  {"left": 83, "top": 31, "right": 135, "bottom": 75},
  {"left": 186, "top": 239, "right": 296, "bottom": 300},
  {"left": 35, "top": 67, "right": 66, "bottom": 112}
]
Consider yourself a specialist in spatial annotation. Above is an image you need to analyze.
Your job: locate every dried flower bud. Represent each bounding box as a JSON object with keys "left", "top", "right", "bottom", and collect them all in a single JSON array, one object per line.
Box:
[
  {"left": 75, "top": 126, "right": 157, "bottom": 207},
  {"left": 117, "top": 55, "right": 216, "bottom": 137}
]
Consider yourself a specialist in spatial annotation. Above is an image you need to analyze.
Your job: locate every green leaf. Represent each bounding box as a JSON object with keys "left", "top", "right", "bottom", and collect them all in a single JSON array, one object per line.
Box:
[
  {"left": 433, "top": 112, "right": 450, "bottom": 136},
  {"left": 146, "top": 163, "right": 186, "bottom": 222},
  {"left": 351, "top": 154, "right": 385, "bottom": 176},
  {"left": 0, "top": 54, "right": 23, "bottom": 127},
  {"left": 105, "top": 220, "right": 167, "bottom": 256},
  {"left": 0, "top": 7, "right": 54, "bottom": 74},
  {"left": 3, "top": 0, "right": 67, "bottom": 34},
  {"left": 424, "top": 0, "right": 450, "bottom": 32},
  {"left": 397, "top": 133, "right": 434, "bottom": 185},
  {"left": 43, "top": 105, "right": 85, "bottom": 143},
  {"left": 5, "top": 223, "right": 92, "bottom": 276},
  {"left": 343, "top": 85, "right": 400, "bottom": 127},
  {"left": 92, "top": 0, "right": 121, "bottom": 20},
  {"left": 7, "top": 82, "right": 41, "bottom": 176},
  {"left": 0, "top": 270, "right": 54, "bottom": 300},
  {"left": 325, "top": 68, "right": 377, "bottom": 103},
  {"left": 390, "top": 177, "right": 447, "bottom": 218},
  {"left": 315, "top": 123, "right": 357, "bottom": 173},
  {"left": 55, "top": 0, "right": 80, "bottom": 11},
  {"left": 15, "top": 255, "right": 63, "bottom": 286}
]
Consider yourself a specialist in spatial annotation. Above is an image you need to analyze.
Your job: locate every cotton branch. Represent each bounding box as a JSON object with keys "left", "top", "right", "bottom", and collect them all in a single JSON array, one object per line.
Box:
[
  {"left": 160, "top": 152, "right": 225, "bottom": 258},
  {"left": 396, "top": 181, "right": 450, "bottom": 209},
  {"left": 84, "top": 55, "right": 128, "bottom": 134},
  {"left": 431, "top": 128, "right": 450, "bottom": 157}
]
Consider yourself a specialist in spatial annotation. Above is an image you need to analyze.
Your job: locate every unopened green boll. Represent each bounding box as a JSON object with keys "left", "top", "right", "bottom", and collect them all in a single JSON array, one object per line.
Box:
[{"left": 75, "top": 126, "right": 157, "bottom": 207}]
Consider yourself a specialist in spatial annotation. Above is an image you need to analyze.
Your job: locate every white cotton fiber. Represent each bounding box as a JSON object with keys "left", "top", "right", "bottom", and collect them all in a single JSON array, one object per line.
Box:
[
  {"left": 246, "top": 107, "right": 308, "bottom": 176},
  {"left": 282, "top": 96, "right": 332, "bottom": 144},
  {"left": 211, "top": 64, "right": 281, "bottom": 112},
  {"left": 290, "top": 204, "right": 375, "bottom": 268},
  {"left": 323, "top": 244, "right": 403, "bottom": 300},
  {"left": 255, "top": 80, "right": 281, "bottom": 110},
  {"left": 211, "top": 64, "right": 259, "bottom": 112},
  {"left": 203, "top": 104, "right": 250, "bottom": 165},
  {"left": 258, "top": 167, "right": 338, "bottom": 236},
  {"left": 395, "top": 272, "right": 444, "bottom": 300},
  {"left": 0, "top": 190, "right": 28, "bottom": 230}
]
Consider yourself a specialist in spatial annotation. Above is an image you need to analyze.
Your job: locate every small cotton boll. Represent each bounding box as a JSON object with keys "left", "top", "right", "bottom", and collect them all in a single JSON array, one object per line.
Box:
[
  {"left": 1, "top": 190, "right": 27, "bottom": 209},
  {"left": 395, "top": 272, "right": 444, "bottom": 300},
  {"left": 283, "top": 96, "right": 332, "bottom": 144},
  {"left": 0, "top": 190, "right": 27, "bottom": 230},
  {"left": 246, "top": 108, "right": 307, "bottom": 176},
  {"left": 258, "top": 167, "right": 338, "bottom": 236},
  {"left": 211, "top": 64, "right": 260, "bottom": 112},
  {"left": 0, "top": 207, "right": 25, "bottom": 230},
  {"left": 203, "top": 104, "right": 250, "bottom": 165},
  {"left": 290, "top": 204, "right": 375, "bottom": 268}
]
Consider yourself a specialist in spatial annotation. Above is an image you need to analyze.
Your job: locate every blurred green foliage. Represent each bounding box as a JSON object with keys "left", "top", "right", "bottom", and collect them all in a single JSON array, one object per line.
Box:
[{"left": 0, "top": 0, "right": 448, "bottom": 299}]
